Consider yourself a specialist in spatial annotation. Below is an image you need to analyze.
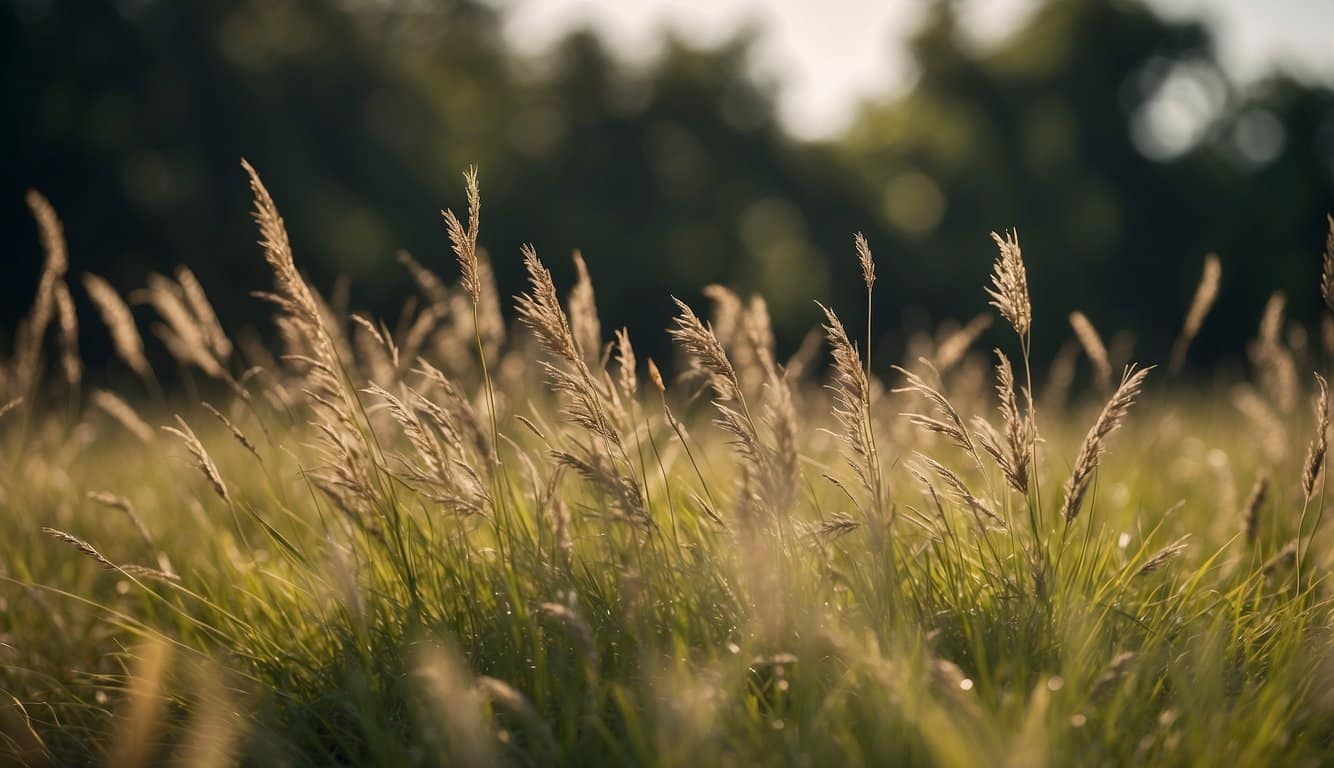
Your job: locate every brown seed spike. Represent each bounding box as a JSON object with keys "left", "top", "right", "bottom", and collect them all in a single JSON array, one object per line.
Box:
[
  {"left": 1059, "top": 365, "right": 1153, "bottom": 522},
  {"left": 987, "top": 229, "right": 1031, "bottom": 339},
  {"left": 1301, "top": 373, "right": 1329, "bottom": 501},
  {"left": 855, "top": 232, "right": 876, "bottom": 291}
]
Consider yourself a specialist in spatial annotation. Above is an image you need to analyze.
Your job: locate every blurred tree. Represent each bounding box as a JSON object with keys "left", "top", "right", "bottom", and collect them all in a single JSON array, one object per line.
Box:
[
  {"left": 840, "top": 0, "right": 1334, "bottom": 369},
  {"left": 5, "top": 0, "right": 1333, "bottom": 380}
]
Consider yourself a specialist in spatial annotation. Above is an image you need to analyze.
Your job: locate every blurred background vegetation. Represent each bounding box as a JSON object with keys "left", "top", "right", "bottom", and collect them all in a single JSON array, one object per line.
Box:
[{"left": 6, "top": 0, "right": 1334, "bottom": 378}]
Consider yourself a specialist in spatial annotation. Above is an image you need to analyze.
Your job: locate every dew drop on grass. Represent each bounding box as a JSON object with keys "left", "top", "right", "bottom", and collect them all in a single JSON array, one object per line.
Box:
[
  {"left": 1118, "top": 532, "right": 1131, "bottom": 549},
  {"left": 960, "top": 678, "right": 974, "bottom": 691}
]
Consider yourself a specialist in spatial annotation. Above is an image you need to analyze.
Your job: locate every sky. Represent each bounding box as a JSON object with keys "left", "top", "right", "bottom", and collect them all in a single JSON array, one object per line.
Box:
[{"left": 499, "top": 0, "right": 1334, "bottom": 140}]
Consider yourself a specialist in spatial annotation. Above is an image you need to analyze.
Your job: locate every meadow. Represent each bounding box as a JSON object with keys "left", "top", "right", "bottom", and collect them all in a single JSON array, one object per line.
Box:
[{"left": 3, "top": 164, "right": 1334, "bottom": 766}]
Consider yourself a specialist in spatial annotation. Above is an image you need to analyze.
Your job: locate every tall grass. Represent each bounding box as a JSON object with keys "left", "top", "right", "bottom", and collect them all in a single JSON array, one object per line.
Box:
[{"left": 3, "top": 165, "right": 1334, "bottom": 767}]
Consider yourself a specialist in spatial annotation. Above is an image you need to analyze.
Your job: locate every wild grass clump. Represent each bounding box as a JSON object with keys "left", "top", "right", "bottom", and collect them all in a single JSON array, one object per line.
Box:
[{"left": 2, "top": 166, "right": 1334, "bottom": 767}]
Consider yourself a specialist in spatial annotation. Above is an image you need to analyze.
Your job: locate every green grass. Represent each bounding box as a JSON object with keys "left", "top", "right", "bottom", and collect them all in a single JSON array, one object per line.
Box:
[{"left": 2, "top": 171, "right": 1333, "bottom": 767}]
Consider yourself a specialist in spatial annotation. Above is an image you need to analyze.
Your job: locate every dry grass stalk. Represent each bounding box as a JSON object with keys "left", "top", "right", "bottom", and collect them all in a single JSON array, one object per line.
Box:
[
  {"left": 818, "top": 302, "right": 880, "bottom": 507},
  {"left": 443, "top": 166, "right": 482, "bottom": 305},
  {"left": 92, "top": 389, "right": 155, "bottom": 445},
  {"left": 41, "top": 527, "right": 176, "bottom": 582},
  {"left": 517, "top": 245, "right": 645, "bottom": 521},
  {"left": 1136, "top": 535, "right": 1189, "bottom": 576},
  {"left": 140, "top": 272, "right": 226, "bottom": 380},
  {"left": 1301, "top": 373, "right": 1329, "bottom": 500},
  {"left": 568, "top": 250, "right": 602, "bottom": 368},
  {"left": 176, "top": 265, "right": 233, "bottom": 361},
  {"left": 82, "top": 273, "right": 154, "bottom": 384},
  {"left": 87, "top": 490, "right": 155, "bottom": 549},
  {"left": 856, "top": 232, "right": 876, "bottom": 290},
  {"left": 701, "top": 284, "right": 743, "bottom": 352},
  {"left": 202, "top": 402, "right": 261, "bottom": 462},
  {"left": 613, "top": 328, "right": 637, "bottom": 401},
  {"left": 164, "top": 416, "right": 231, "bottom": 504},
  {"left": 1250, "top": 293, "right": 1298, "bottom": 413},
  {"left": 397, "top": 250, "right": 450, "bottom": 306},
  {"left": 1170, "top": 253, "right": 1221, "bottom": 373},
  {"left": 17, "top": 190, "right": 70, "bottom": 393},
  {"left": 1322, "top": 214, "right": 1334, "bottom": 313},
  {"left": 53, "top": 281, "right": 81, "bottom": 387},
  {"left": 987, "top": 230, "right": 1030, "bottom": 339},
  {"left": 911, "top": 452, "right": 1004, "bottom": 529},
  {"left": 1069, "top": 311, "right": 1111, "bottom": 391},
  {"left": 935, "top": 313, "right": 993, "bottom": 373},
  {"left": 980, "top": 349, "right": 1032, "bottom": 495},
  {"left": 1242, "top": 474, "right": 1269, "bottom": 544},
  {"left": 241, "top": 160, "right": 340, "bottom": 380},
  {"left": 1059, "top": 366, "right": 1153, "bottom": 522},
  {"left": 893, "top": 365, "right": 985, "bottom": 472},
  {"left": 671, "top": 298, "right": 739, "bottom": 402},
  {"left": 1232, "top": 384, "right": 1288, "bottom": 463}
]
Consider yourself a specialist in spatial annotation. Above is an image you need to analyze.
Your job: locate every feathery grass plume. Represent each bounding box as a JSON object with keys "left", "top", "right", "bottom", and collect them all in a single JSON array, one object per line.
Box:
[
  {"left": 16, "top": 190, "right": 70, "bottom": 393},
  {"left": 517, "top": 245, "right": 645, "bottom": 520},
  {"left": 82, "top": 273, "right": 154, "bottom": 384},
  {"left": 201, "top": 402, "right": 260, "bottom": 462},
  {"left": 443, "top": 165, "right": 482, "bottom": 305},
  {"left": 87, "top": 490, "right": 155, "bottom": 549},
  {"left": 53, "top": 280, "right": 81, "bottom": 387},
  {"left": 893, "top": 365, "right": 985, "bottom": 470},
  {"left": 1136, "top": 535, "right": 1189, "bottom": 576},
  {"left": 398, "top": 250, "right": 450, "bottom": 306},
  {"left": 175, "top": 265, "right": 233, "bottom": 361},
  {"left": 670, "top": 297, "right": 739, "bottom": 402},
  {"left": 981, "top": 349, "right": 1032, "bottom": 495},
  {"left": 1322, "top": 214, "right": 1334, "bottom": 312},
  {"left": 1301, "top": 373, "right": 1329, "bottom": 500},
  {"left": 818, "top": 302, "right": 881, "bottom": 507},
  {"left": 647, "top": 357, "right": 665, "bottom": 393},
  {"left": 1171, "top": 253, "right": 1222, "bottom": 373},
  {"left": 140, "top": 273, "right": 218, "bottom": 376},
  {"left": 241, "top": 160, "right": 339, "bottom": 372},
  {"left": 41, "top": 527, "right": 176, "bottom": 582},
  {"left": 856, "top": 232, "right": 876, "bottom": 290},
  {"left": 1242, "top": 474, "right": 1269, "bottom": 544},
  {"left": 911, "top": 452, "right": 1004, "bottom": 529},
  {"left": 1069, "top": 311, "right": 1112, "bottom": 391},
  {"left": 1059, "top": 365, "right": 1153, "bottom": 522},
  {"left": 670, "top": 297, "right": 797, "bottom": 515},
  {"left": 367, "top": 382, "right": 489, "bottom": 516},
  {"left": 613, "top": 328, "right": 637, "bottom": 401},
  {"left": 987, "top": 229, "right": 1031, "bottom": 339},
  {"left": 700, "top": 284, "right": 743, "bottom": 351},
  {"left": 164, "top": 416, "right": 231, "bottom": 504},
  {"left": 1231, "top": 384, "right": 1288, "bottom": 463},
  {"left": 92, "top": 389, "right": 155, "bottom": 445},
  {"left": 1042, "top": 339, "right": 1079, "bottom": 413},
  {"left": 1250, "top": 292, "right": 1298, "bottom": 413},
  {"left": 568, "top": 250, "right": 602, "bottom": 367},
  {"left": 935, "top": 313, "right": 994, "bottom": 373},
  {"left": 474, "top": 252, "right": 507, "bottom": 351}
]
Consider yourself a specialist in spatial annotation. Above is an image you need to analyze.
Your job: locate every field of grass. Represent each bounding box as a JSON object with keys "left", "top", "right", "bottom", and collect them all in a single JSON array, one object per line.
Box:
[{"left": 3, "top": 167, "right": 1334, "bottom": 766}]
